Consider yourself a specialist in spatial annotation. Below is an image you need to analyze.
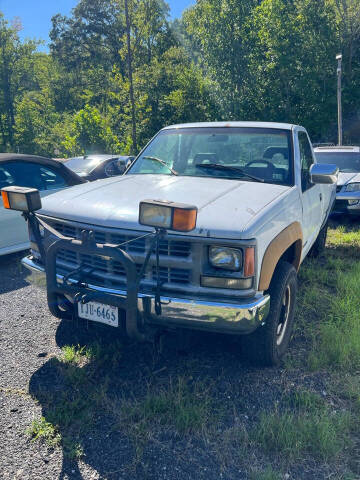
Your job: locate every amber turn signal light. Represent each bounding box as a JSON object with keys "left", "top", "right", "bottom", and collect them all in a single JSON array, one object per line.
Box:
[
  {"left": 1, "top": 190, "right": 10, "bottom": 209},
  {"left": 243, "top": 247, "right": 255, "bottom": 277},
  {"left": 139, "top": 199, "right": 197, "bottom": 232}
]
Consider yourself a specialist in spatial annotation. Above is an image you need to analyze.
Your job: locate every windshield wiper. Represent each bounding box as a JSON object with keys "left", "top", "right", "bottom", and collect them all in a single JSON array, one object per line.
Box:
[
  {"left": 195, "top": 163, "right": 264, "bottom": 182},
  {"left": 142, "top": 156, "right": 178, "bottom": 175}
]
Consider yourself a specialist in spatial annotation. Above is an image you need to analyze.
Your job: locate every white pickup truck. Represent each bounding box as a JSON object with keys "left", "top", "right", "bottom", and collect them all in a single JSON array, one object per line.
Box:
[{"left": 18, "top": 122, "right": 338, "bottom": 366}]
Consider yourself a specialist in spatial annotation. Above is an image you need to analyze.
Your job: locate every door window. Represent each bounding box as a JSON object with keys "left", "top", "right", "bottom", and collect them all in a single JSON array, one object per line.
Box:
[
  {"left": 298, "top": 132, "right": 314, "bottom": 192},
  {"left": 0, "top": 162, "right": 67, "bottom": 191}
]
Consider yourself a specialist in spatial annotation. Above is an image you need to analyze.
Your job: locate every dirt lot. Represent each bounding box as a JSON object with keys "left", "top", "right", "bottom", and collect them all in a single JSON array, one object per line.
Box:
[{"left": 0, "top": 219, "right": 359, "bottom": 480}]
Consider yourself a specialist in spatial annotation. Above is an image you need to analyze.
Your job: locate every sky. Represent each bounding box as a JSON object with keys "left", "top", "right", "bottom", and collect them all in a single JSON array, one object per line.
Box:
[{"left": 0, "top": 0, "right": 195, "bottom": 50}]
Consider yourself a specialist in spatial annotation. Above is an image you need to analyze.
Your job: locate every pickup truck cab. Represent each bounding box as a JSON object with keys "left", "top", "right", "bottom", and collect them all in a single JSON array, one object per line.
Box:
[{"left": 20, "top": 122, "right": 337, "bottom": 365}]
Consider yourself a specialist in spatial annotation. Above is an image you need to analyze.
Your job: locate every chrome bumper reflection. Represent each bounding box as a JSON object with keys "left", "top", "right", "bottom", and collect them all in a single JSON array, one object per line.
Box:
[
  {"left": 139, "top": 294, "right": 270, "bottom": 334},
  {"left": 336, "top": 191, "right": 360, "bottom": 201},
  {"left": 22, "top": 256, "right": 270, "bottom": 335}
]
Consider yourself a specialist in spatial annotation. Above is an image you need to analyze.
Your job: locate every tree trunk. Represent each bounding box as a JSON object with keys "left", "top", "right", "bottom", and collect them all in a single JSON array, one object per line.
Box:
[{"left": 124, "top": 0, "right": 137, "bottom": 153}]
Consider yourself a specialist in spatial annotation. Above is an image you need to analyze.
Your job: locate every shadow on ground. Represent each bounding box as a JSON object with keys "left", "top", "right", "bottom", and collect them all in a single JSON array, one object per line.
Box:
[
  {"left": 29, "top": 317, "right": 290, "bottom": 480},
  {"left": 0, "top": 251, "right": 30, "bottom": 294}
]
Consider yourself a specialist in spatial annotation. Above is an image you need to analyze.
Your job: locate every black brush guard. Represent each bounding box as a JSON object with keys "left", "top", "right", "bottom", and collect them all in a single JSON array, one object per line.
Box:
[{"left": 38, "top": 222, "right": 163, "bottom": 342}]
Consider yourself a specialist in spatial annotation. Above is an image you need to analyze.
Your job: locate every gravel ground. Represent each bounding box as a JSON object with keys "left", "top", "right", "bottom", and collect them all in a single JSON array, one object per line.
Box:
[{"left": 0, "top": 251, "right": 350, "bottom": 480}]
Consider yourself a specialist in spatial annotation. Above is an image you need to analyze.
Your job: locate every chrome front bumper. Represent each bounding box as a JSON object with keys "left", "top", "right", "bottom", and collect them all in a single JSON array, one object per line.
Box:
[
  {"left": 22, "top": 256, "right": 270, "bottom": 335},
  {"left": 335, "top": 191, "right": 360, "bottom": 215}
]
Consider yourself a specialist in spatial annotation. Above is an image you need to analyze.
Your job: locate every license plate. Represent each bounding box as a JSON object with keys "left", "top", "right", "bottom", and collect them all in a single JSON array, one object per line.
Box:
[{"left": 77, "top": 301, "right": 118, "bottom": 327}]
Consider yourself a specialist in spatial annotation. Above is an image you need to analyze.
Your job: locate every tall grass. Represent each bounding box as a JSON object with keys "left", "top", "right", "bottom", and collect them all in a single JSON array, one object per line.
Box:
[
  {"left": 308, "top": 229, "right": 360, "bottom": 370},
  {"left": 252, "top": 390, "right": 351, "bottom": 461}
]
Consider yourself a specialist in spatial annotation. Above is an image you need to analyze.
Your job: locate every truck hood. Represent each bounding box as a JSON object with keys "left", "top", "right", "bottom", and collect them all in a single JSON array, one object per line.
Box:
[
  {"left": 39, "top": 174, "right": 290, "bottom": 238},
  {"left": 337, "top": 172, "right": 360, "bottom": 186}
]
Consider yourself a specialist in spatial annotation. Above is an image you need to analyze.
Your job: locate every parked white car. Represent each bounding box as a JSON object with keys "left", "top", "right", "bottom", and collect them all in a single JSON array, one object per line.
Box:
[
  {"left": 314, "top": 145, "right": 360, "bottom": 215},
  {"left": 0, "top": 154, "right": 84, "bottom": 256},
  {"left": 18, "top": 122, "right": 338, "bottom": 365}
]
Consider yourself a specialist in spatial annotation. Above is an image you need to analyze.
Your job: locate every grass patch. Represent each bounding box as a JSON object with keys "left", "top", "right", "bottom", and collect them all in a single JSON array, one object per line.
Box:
[
  {"left": 27, "top": 416, "right": 61, "bottom": 448},
  {"left": 121, "top": 376, "right": 215, "bottom": 436},
  {"left": 250, "top": 468, "right": 282, "bottom": 480},
  {"left": 288, "top": 222, "right": 360, "bottom": 371},
  {"left": 60, "top": 344, "right": 92, "bottom": 365},
  {"left": 308, "top": 260, "right": 360, "bottom": 370},
  {"left": 29, "top": 341, "right": 115, "bottom": 458},
  {"left": 252, "top": 389, "right": 351, "bottom": 461}
]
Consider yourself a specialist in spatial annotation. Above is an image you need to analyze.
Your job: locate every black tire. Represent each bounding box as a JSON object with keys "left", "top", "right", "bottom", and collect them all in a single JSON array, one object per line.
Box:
[
  {"left": 242, "top": 261, "right": 298, "bottom": 366},
  {"left": 308, "top": 221, "right": 328, "bottom": 258}
]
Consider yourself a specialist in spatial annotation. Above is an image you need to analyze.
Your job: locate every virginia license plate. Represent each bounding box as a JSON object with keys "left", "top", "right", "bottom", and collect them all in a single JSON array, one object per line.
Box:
[{"left": 77, "top": 301, "right": 119, "bottom": 327}]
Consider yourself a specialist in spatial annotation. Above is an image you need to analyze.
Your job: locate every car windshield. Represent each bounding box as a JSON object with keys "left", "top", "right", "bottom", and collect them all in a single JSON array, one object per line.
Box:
[
  {"left": 315, "top": 151, "right": 360, "bottom": 173},
  {"left": 65, "top": 156, "right": 107, "bottom": 175},
  {"left": 128, "top": 127, "right": 294, "bottom": 186}
]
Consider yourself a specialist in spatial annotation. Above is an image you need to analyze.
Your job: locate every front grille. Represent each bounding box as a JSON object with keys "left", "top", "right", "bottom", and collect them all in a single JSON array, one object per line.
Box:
[{"left": 49, "top": 220, "right": 193, "bottom": 290}]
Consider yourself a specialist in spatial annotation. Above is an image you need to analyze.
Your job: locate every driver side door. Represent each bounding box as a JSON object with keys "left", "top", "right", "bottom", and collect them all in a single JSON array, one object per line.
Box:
[{"left": 297, "top": 131, "right": 322, "bottom": 253}]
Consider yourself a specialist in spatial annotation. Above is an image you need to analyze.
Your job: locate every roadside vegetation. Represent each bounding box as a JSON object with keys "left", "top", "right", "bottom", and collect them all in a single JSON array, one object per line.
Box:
[
  {"left": 24, "top": 218, "right": 360, "bottom": 478},
  {"left": 0, "top": 0, "right": 360, "bottom": 157}
]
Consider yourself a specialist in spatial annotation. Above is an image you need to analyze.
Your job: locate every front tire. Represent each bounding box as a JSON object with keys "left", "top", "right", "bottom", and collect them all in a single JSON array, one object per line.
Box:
[{"left": 242, "top": 261, "right": 297, "bottom": 366}]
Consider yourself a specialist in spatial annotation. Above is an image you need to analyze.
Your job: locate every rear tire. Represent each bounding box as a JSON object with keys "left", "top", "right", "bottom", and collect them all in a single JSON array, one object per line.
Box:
[
  {"left": 242, "top": 261, "right": 297, "bottom": 366},
  {"left": 308, "top": 221, "right": 328, "bottom": 258}
]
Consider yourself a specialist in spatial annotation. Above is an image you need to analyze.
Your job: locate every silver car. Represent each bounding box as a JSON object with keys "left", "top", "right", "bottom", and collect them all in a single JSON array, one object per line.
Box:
[{"left": 314, "top": 145, "right": 360, "bottom": 215}]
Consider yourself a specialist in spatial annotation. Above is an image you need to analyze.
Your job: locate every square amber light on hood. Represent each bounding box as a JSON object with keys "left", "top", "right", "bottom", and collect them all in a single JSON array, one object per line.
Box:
[{"left": 139, "top": 199, "right": 197, "bottom": 232}]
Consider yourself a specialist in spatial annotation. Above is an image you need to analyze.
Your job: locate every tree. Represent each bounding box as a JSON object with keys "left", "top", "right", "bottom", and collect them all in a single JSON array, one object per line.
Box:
[
  {"left": 0, "top": 13, "right": 38, "bottom": 150},
  {"left": 62, "top": 105, "right": 122, "bottom": 155}
]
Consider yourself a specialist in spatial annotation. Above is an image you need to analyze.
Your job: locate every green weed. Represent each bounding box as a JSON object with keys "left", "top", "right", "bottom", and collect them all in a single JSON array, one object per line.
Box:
[
  {"left": 27, "top": 416, "right": 61, "bottom": 448},
  {"left": 60, "top": 344, "right": 92, "bottom": 365}
]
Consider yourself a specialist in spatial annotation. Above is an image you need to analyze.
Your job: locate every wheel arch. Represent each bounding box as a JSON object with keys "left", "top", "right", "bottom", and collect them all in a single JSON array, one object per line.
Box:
[{"left": 258, "top": 222, "right": 303, "bottom": 291}]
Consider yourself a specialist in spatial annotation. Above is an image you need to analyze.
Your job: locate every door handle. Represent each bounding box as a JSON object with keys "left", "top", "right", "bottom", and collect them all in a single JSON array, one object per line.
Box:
[{"left": 319, "top": 193, "right": 323, "bottom": 201}]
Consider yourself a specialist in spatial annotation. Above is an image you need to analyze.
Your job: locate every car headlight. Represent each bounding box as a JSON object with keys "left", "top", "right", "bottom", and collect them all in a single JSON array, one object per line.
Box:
[
  {"left": 345, "top": 182, "right": 360, "bottom": 192},
  {"left": 209, "top": 246, "right": 243, "bottom": 271}
]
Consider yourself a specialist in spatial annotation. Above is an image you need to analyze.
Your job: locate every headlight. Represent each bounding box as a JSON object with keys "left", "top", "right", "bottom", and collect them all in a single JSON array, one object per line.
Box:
[
  {"left": 345, "top": 182, "right": 360, "bottom": 192},
  {"left": 209, "top": 246, "right": 243, "bottom": 271},
  {"left": 139, "top": 199, "right": 197, "bottom": 232}
]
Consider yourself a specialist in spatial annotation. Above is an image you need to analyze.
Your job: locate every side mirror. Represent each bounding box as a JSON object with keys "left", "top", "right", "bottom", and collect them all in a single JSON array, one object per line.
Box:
[{"left": 310, "top": 163, "right": 338, "bottom": 185}]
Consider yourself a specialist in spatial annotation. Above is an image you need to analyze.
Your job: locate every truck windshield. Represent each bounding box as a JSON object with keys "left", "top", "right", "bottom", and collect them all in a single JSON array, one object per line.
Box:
[
  {"left": 128, "top": 127, "right": 294, "bottom": 186},
  {"left": 315, "top": 152, "right": 360, "bottom": 173}
]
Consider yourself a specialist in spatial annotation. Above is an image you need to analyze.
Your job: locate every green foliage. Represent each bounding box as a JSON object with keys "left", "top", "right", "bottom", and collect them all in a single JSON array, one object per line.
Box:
[
  {"left": 122, "top": 376, "right": 215, "bottom": 435},
  {"left": 60, "top": 344, "right": 92, "bottom": 365},
  {"left": 1, "top": 0, "right": 360, "bottom": 154},
  {"left": 27, "top": 416, "right": 61, "bottom": 448},
  {"left": 253, "top": 392, "right": 351, "bottom": 461},
  {"left": 62, "top": 105, "right": 124, "bottom": 155},
  {"left": 308, "top": 260, "right": 360, "bottom": 370}
]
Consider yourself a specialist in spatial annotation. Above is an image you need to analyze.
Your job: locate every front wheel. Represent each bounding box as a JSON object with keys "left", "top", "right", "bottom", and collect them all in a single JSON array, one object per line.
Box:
[{"left": 242, "top": 261, "right": 298, "bottom": 366}]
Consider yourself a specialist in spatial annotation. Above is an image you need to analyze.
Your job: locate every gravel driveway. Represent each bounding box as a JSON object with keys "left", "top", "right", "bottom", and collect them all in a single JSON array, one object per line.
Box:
[{"left": 0, "top": 252, "right": 349, "bottom": 480}]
